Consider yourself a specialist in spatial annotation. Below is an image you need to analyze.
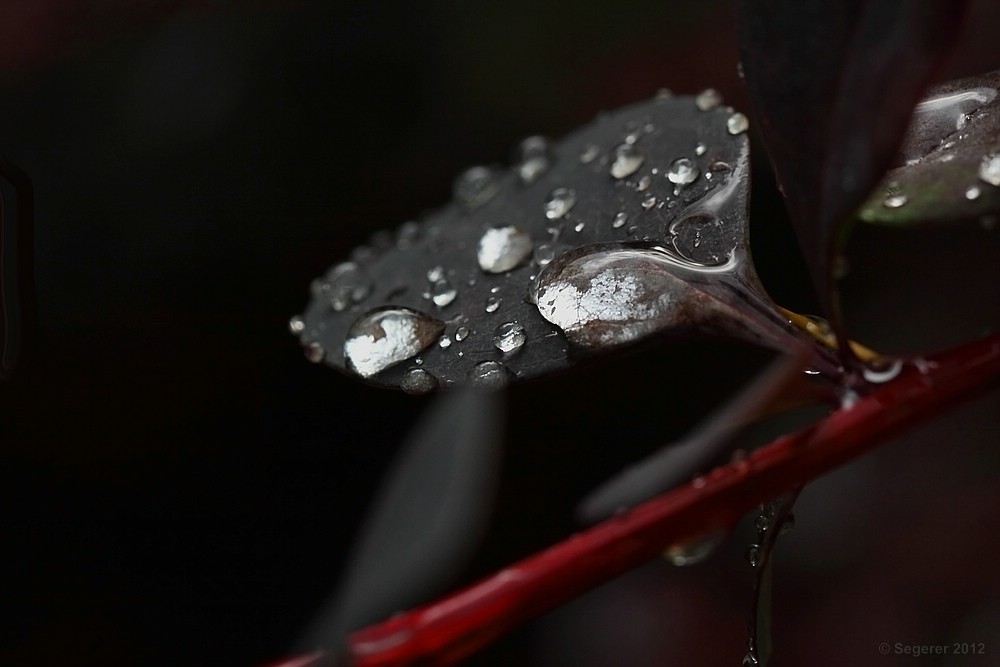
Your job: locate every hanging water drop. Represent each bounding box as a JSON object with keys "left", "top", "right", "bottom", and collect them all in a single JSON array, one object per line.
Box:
[
  {"left": 468, "top": 360, "right": 512, "bottom": 390},
  {"left": 544, "top": 187, "right": 577, "bottom": 219},
  {"left": 978, "top": 153, "right": 1000, "bottom": 186},
  {"left": 453, "top": 165, "right": 502, "bottom": 208},
  {"left": 400, "top": 367, "right": 438, "bottom": 395},
  {"left": 515, "top": 135, "right": 552, "bottom": 184},
  {"left": 477, "top": 225, "right": 534, "bottom": 273},
  {"left": 612, "top": 211, "right": 628, "bottom": 229},
  {"left": 667, "top": 157, "right": 700, "bottom": 185},
  {"left": 493, "top": 321, "right": 526, "bottom": 353},
  {"left": 430, "top": 279, "right": 457, "bottom": 307},
  {"left": 695, "top": 88, "right": 722, "bottom": 111},
  {"left": 727, "top": 112, "right": 749, "bottom": 135},
  {"left": 343, "top": 307, "right": 445, "bottom": 378},
  {"left": 609, "top": 143, "right": 646, "bottom": 179},
  {"left": 485, "top": 296, "right": 501, "bottom": 313}
]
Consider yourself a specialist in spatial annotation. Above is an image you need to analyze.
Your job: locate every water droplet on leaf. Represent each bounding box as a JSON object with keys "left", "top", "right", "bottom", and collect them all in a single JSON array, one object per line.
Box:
[
  {"left": 695, "top": 88, "right": 722, "bottom": 111},
  {"left": 438, "top": 335, "right": 452, "bottom": 349},
  {"left": 477, "top": 226, "right": 533, "bottom": 273},
  {"left": 344, "top": 307, "right": 445, "bottom": 378},
  {"left": 978, "top": 153, "right": 1000, "bottom": 186},
  {"left": 609, "top": 143, "right": 646, "bottom": 179},
  {"left": 667, "top": 157, "right": 700, "bottom": 185},
  {"left": 493, "top": 321, "right": 526, "bottom": 353},
  {"left": 515, "top": 135, "right": 553, "bottom": 184},
  {"left": 430, "top": 279, "right": 457, "bottom": 307},
  {"left": 400, "top": 367, "right": 438, "bottom": 394},
  {"left": 670, "top": 214, "right": 732, "bottom": 265},
  {"left": 426, "top": 266, "right": 445, "bottom": 282},
  {"left": 485, "top": 296, "right": 501, "bottom": 313},
  {"left": 966, "top": 185, "right": 982, "bottom": 200},
  {"left": 323, "top": 262, "right": 373, "bottom": 311},
  {"left": 534, "top": 243, "right": 556, "bottom": 266},
  {"left": 453, "top": 165, "right": 502, "bottom": 208},
  {"left": 727, "top": 112, "right": 749, "bottom": 135},
  {"left": 304, "top": 341, "right": 325, "bottom": 363},
  {"left": 883, "top": 193, "right": 908, "bottom": 208},
  {"left": 544, "top": 187, "right": 578, "bottom": 219},
  {"left": 455, "top": 326, "right": 470, "bottom": 342},
  {"left": 468, "top": 360, "right": 512, "bottom": 390},
  {"left": 612, "top": 211, "right": 628, "bottom": 229},
  {"left": 579, "top": 144, "right": 600, "bottom": 164}
]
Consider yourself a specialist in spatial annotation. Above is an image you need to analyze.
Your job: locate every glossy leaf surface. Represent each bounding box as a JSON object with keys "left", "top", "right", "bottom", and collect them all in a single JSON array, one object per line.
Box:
[
  {"left": 737, "top": 0, "right": 968, "bottom": 318},
  {"left": 859, "top": 70, "right": 1000, "bottom": 226}
]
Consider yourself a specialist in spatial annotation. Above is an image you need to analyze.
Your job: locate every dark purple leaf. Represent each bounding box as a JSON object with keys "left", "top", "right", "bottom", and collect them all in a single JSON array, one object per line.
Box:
[
  {"left": 292, "top": 93, "right": 843, "bottom": 390},
  {"left": 737, "top": 0, "right": 968, "bottom": 333},
  {"left": 859, "top": 70, "right": 1000, "bottom": 227}
]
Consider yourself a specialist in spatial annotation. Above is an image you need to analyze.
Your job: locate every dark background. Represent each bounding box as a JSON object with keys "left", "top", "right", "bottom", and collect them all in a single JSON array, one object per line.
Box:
[{"left": 2, "top": 2, "right": 998, "bottom": 665}]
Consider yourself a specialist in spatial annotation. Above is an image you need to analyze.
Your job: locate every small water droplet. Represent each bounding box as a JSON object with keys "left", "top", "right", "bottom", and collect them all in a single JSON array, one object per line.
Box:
[
  {"left": 726, "top": 112, "right": 749, "bottom": 135},
  {"left": 493, "top": 321, "right": 526, "bottom": 353},
  {"left": 579, "top": 144, "right": 600, "bottom": 164},
  {"left": 515, "top": 135, "right": 552, "bottom": 184},
  {"left": 574, "top": 221, "right": 586, "bottom": 233},
  {"left": 426, "top": 266, "right": 445, "bottom": 282},
  {"left": 477, "top": 226, "right": 534, "bottom": 273},
  {"left": 400, "top": 367, "right": 438, "bottom": 395},
  {"left": 455, "top": 326, "right": 470, "bottom": 342},
  {"left": 438, "top": 335, "right": 452, "bottom": 349},
  {"left": 745, "top": 544, "right": 760, "bottom": 567},
  {"left": 344, "top": 307, "right": 445, "bottom": 378},
  {"left": 612, "top": 211, "right": 628, "bottom": 229},
  {"left": 453, "top": 165, "right": 502, "bottom": 208},
  {"left": 636, "top": 175, "right": 652, "bottom": 191},
  {"left": 667, "top": 157, "right": 700, "bottom": 185},
  {"left": 288, "top": 315, "right": 305, "bottom": 335},
  {"left": 468, "top": 360, "right": 512, "bottom": 390},
  {"left": 304, "top": 341, "right": 325, "bottom": 363},
  {"left": 695, "top": 142, "right": 707, "bottom": 156},
  {"left": 664, "top": 530, "right": 727, "bottom": 566},
  {"left": 544, "top": 187, "right": 577, "bottom": 219},
  {"left": 626, "top": 225, "right": 638, "bottom": 235},
  {"left": 883, "top": 193, "right": 908, "bottom": 208},
  {"left": 485, "top": 296, "right": 501, "bottom": 313},
  {"left": 978, "top": 153, "right": 1000, "bottom": 186},
  {"left": 695, "top": 88, "right": 722, "bottom": 111},
  {"left": 609, "top": 143, "right": 646, "bottom": 179},
  {"left": 430, "top": 279, "right": 457, "bottom": 307},
  {"left": 323, "top": 262, "right": 373, "bottom": 311},
  {"left": 534, "top": 243, "right": 556, "bottom": 266},
  {"left": 966, "top": 185, "right": 982, "bottom": 200},
  {"left": 641, "top": 196, "right": 657, "bottom": 210}
]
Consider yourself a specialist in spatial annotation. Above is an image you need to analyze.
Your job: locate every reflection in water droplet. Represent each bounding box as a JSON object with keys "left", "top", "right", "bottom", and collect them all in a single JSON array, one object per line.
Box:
[
  {"left": 400, "top": 367, "right": 438, "bottom": 394},
  {"left": 966, "top": 185, "right": 982, "bottom": 200},
  {"left": 978, "top": 153, "right": 1000, "bottom": 186},
  {"left": 455, "top": 326, "right": 470, "bottom": 341},
  {"left": 609, "top": 143, "right": 645, "bottom": 179},
  {"left": 612, "top": 211, "right": 628, "bottom": 229},
  {"left": 493, "top": 321, "right": 526, "bottom": 353},
  {"left": 579, "top": 144, "right": 600, "bottom": 164},
  {"left": 323, "top": 262, "right": 373, "bottom": 311},
  {"left": 453, "top": 165, "right": 502, "bottom": 208},
  {"left": 288, "top": 315, "right": 305, "bottom": 335},
  {"left": 664, "top": 530, "right": 727, "bottom": 566},
  {"left": 427, "top": 266, "right": 445, "bottom": 283},
  {"left": 485, "top": 296, "right": 501, "bottom": 313},
  {"left": 544, "top": 187, "right": 577, "bottom": 219},
  {"left": 534, "top": 244, "right": 556, "bottom": 266},
  {"left": 430, "top": 279, "right": 457, "bottom": 307},
  {"left": 727, "top": 112, "right": 749, "bottom": 135},
  {"left": 670, "top": 214, "right": 732, "bottom": 265},
  {"left": 477, "top": 226, "right": 534, "bottom": 273},
  {"left": 468, "top": 360, "right": 512, "bottom": 390},
  {"left": 515, "top": 135, "right": 552, "bottom": 184},
  {"left": 883, "top": 193, "right": 908, "bottom": 208},
  {"left": 667, "top": 158, "right": 700, "bottom": 185},
  {"left": 344, "top": 307, "right": 445, "bottom": 378},
  {"left": 304, "top": 341, "right": 325, "bottom": 363},
  {"left": 695, "top": 88, "right": 722, "bottom": 111}
]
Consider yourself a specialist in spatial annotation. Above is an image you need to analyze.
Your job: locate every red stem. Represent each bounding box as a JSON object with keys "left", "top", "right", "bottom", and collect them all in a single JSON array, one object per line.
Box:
[{"left": 270, "top": 333, "right": 1000, "bottom": 667}]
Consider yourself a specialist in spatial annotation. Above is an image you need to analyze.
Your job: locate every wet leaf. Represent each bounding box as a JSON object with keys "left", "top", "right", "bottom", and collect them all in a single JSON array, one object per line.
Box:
[
  {"left": 293, "top": 93, "right": 841, "bottom": 390},
  {"left": 859, "top": 70, "right": 1000, "bottom": 227},
  {"left": 737, "top": 0, "right": 968, "bottom": 324},
  {"left": 295, "top": 388, "right": 505, "bottom": 650}
]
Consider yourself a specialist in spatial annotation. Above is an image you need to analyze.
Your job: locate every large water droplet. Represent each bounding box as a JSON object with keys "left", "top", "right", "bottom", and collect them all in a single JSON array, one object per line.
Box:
[
  {"left": 400, "top": 367, "right": 438, "bottom": 395},
  {"left": 344, "top": 307, "right": 445, "bottom": 378},
  {"left": 667, "top": 157, "right": 700, "bottom": 185},
  {"left": 430, "top": 279, "right": 457, "bottom": 307},
  {"left": 670, "top": 214, "right": 732, "bottom": 265},
  {"left": 515, "top": 135, "right": 552, "bottom": 184},
  {"left": 477, "top": 226, "right": 534, "bottom": 273},
  {"left": 530, "top": 245, "right": 729, "bottom": 349},
  {"left": 978, "top": 153, "right": 1000, "bottom": 186},
  {"left": 468, "top": 360, "right": 512, "bottom": 390},
  {"left": 323, "top": 262, "right": 373, "bottom": 311},
  {"left": 695, "top": 88, "right": 722, "bottom": 111},
  {"left": 544, "top": 187, "right": 577, "bottom": 219},
  {"left": 609, "top": 143, "right": 646, "bottom": 179},
  {"left": 664, "top": 530, "right": 727, "bottom": 566},
  {"left": 493, "top": 321, "right": 526, "bottom": 353},
  {"left": 727, "top": 112, "right": 749, "bottom": 135},
  {"left": 454, "top": 165, "right": 502, "bottom": 208}
]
